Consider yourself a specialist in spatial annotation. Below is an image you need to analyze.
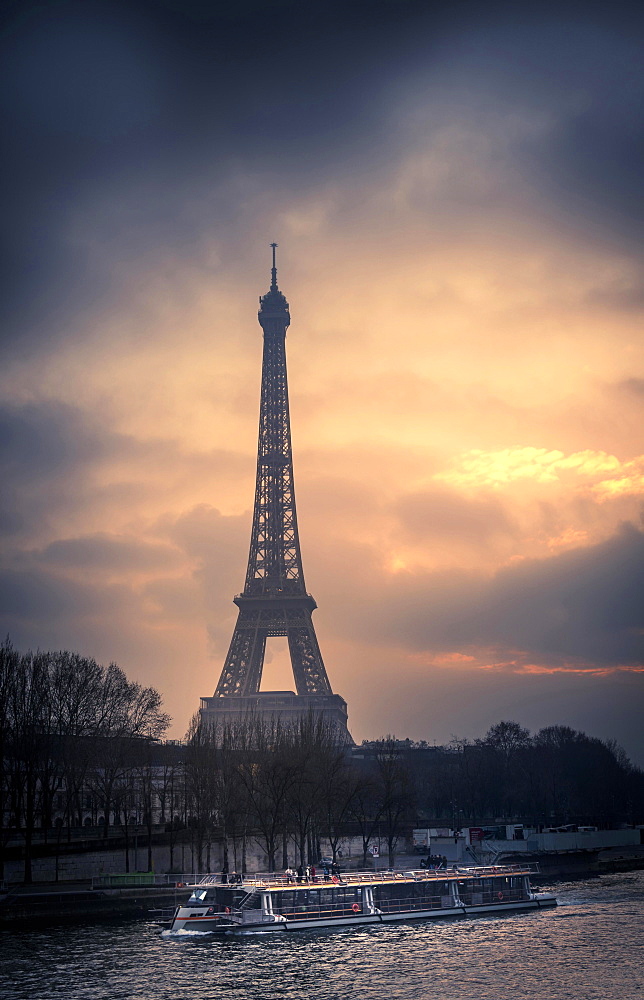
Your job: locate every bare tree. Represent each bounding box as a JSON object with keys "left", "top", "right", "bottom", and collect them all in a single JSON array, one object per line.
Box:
[
  {"left": 374, "top": 737, "right": 415, "bottom": 867},
  {"left": 317, "top": 752, "right": 360, "bottom": 864},
  {"left": 286, "top": 713, "right": 342, "bottom": 867},
  {"left": 0, "top": 639, "right": 19, "bottom": 881},
  {"left": 236, "top": 717, "right": 298, "bottom": 872},
  {"left": 184, "top": 714, "right": 219, "bottom": 871},
  {"left": 1, "top": 642, "right": 170, "bottom": 881}
]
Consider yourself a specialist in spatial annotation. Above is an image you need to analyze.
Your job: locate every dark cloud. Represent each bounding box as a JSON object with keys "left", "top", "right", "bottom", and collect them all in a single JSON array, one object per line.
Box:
[
  {"left": 0, "top": 0, "right": 417, "bottom": 352},
  {"left": 483, "top": 522, "right": 644, "bottom": 663},
  {"left": 3, "top": 0, "right": 643, "bottom": 355},
  {"left": 0, "top": 401, "right": 115, "bottom": 537},
  {"left": 530, "top": 103, "right": 644, "bottom": 249},
  {"left": 0, "top": 504, "right": 236, "bottom": 665},
  {"left": 0, "top": 566, "right": 128, "bottom": 621},
  {"left": 38, "top": 534, "right": 183, "bottom": 572},
  {"left": 353, "top": 522, "right": 644, "bottom": 666},
  {"left": 2, "top": 4, "right": 162, "bottom": 142},
  {"left": 0, "top": 398, "right": 252, "bottom": 542},
  {"left": 586, "top": 282, "right": 644, "bottom": 311},
  {"left": 347, "top": 652, "right": 644, "bottom": 766},
  {"left": 616, "top": 378, "right": 644, "bottom": 397},
  {"left": 387, "top": 15, "right": 644, "bottom": 249},
  {"left": 0, "top": 400, "right": 105, "bottom": 481}
]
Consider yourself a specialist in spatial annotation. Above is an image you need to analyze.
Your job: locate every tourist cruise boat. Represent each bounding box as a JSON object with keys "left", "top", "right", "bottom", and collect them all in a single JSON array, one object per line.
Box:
[{"left": 166, "top": 863, "right": 556, "bottom": 934}]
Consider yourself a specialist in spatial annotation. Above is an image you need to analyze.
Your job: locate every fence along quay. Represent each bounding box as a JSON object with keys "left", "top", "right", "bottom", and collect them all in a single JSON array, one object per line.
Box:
[{"left": 164, "top": 863, "right": 557, "bottom": 934}]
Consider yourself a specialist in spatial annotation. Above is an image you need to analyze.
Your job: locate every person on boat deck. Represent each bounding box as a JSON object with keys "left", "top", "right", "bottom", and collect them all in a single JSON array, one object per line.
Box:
[
  {"left": 305, "top": 865, "right": 311, "bottom": 882},
  {"left": 331, "top": 861, "right": 342, "bottom": 880},
  {"left": 285, "top": 867, "right": 294, "bottom": 883},
  {"left": 221, "top": 862, "right": 229, "bottom": 884},
  {"left": 310, "top": 865, "right": 317, "bottom": 882},
  {"left": 296, "top": 864, "right": 305, "bottom": 883},
  {"left": 322, "top": 862, "right": 330, "bottom": 880}
]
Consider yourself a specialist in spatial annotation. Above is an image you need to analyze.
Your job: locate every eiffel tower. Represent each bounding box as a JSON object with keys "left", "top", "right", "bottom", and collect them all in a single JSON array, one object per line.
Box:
[{"left": 200, "top": 246, "right": 351, "bottom": 741}]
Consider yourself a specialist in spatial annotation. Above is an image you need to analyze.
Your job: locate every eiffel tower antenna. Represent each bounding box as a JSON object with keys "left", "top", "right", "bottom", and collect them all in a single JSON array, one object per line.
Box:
[{"left": 200, "top": 247, "right": 351, "bottom": 740}]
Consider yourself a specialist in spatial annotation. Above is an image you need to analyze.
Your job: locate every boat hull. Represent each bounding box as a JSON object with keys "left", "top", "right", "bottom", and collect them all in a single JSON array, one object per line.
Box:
[{"left": 170, "top": 894, "right": 557, "bottom": 934}]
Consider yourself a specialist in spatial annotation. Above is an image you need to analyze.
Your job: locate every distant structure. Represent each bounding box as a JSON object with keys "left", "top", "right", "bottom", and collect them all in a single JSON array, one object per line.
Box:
[{"left": 200, "top": 246, "right": 352, "bottom": 741}]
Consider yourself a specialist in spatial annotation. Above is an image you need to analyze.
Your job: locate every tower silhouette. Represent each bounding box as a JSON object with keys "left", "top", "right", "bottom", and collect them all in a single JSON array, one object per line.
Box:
[{"left": 200, "top": 247, "right": 351, "bottom": 740}]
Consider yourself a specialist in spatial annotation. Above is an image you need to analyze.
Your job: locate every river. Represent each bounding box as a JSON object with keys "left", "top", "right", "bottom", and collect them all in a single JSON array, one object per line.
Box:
[{"left": 1, "top": 871, "right": 642, "bottom": 999}]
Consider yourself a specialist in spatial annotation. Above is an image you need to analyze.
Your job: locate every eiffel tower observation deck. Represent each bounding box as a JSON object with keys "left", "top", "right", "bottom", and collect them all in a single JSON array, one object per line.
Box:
[{"left": 200, "top": 246, "right": 351, "bottom": 742}]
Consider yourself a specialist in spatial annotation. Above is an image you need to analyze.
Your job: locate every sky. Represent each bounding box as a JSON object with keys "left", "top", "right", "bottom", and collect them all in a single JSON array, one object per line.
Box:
[{"left": 1, "top": 0, "right": 643, "bottom": 760}]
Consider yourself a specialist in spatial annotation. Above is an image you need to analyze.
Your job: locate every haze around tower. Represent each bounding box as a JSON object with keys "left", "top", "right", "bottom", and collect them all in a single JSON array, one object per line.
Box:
[{"left": 0, "top": 1, "right": 643, "bottom": 760}]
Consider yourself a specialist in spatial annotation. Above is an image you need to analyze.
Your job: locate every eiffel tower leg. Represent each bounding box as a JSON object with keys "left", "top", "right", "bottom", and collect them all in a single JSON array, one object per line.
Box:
[
  {"left": 288, "top": 620, "right": 332, "bottom": 696},
  {"left": 243, "top": 628, "right": 267, "bottom": 695},
  {"left": 215, "top": 614, "right": 266, "bottom": 696}
]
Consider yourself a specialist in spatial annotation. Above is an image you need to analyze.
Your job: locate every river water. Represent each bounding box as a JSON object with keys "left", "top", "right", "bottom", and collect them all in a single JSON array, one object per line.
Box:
[{"left": 1, "top": 872, "right": 643, "bottom": 1000}]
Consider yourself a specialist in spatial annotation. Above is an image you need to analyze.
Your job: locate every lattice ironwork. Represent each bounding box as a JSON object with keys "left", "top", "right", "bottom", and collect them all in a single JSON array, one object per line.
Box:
[{"left": 214, "top": 247, "right": 333, "bottom": 698}]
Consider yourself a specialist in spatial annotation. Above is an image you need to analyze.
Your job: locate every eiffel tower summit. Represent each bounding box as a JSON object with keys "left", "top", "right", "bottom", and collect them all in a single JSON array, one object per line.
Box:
[{"left": 200, "top": 246, "right": 352, "bottom": 742}]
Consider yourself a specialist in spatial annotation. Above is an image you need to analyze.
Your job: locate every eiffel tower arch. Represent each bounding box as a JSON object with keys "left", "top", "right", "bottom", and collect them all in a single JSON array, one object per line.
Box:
[{"left": 200, "top": 247, "right": 352, "bottom": 742}]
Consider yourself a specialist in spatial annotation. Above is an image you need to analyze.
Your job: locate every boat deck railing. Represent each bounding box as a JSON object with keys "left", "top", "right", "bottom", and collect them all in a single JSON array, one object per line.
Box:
[{"left": 192, "top": 862, "right": 540, "bottom": 890}]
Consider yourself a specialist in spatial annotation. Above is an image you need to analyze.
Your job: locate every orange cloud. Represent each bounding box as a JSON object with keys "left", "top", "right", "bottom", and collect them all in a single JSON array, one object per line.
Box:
[
  {"left": 546, "top": 528, "right": 589, "bottom": 551},
  {"left": 519, "top": 664, "right": 644, "bottom": 676},
  {"left": 434, "top": 446, "right": 634, "bottom": 489},
  {"left": 592, "top": 458, "right": 644, "bottom": 500}
]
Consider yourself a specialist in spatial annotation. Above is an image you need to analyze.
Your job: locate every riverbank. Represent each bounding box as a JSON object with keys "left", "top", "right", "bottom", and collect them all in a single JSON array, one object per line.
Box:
[
  {"left": 0, "top": 883, "right": 185, "bottom": 928},
  {"left": 499, "top": 845, "right": 644, "bottom": 881}
]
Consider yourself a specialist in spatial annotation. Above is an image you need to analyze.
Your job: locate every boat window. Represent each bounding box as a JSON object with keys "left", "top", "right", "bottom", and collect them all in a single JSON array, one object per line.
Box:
[
  {"left": 273, "top": 886, "right": 362, "bottom": 913},
  {"left": 489, "top": 877, "right": 512, "bottom": 890},
  {"left": 188, "top": 890, "right": 208, "bottom": 902},
  {"left": 374, "top": 881, "right": 448, "bottom": 903},
  {"left": 374, "top": 884, "right": 406, "bottom": 902}
]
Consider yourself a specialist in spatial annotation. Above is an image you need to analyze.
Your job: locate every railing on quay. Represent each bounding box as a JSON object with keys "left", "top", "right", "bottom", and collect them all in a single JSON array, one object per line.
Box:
[{"left": 92, "top": 872, "right": 209, "bottom": 889}]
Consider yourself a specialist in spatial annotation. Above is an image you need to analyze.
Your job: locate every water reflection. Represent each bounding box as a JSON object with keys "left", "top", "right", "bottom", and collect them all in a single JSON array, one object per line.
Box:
[{"left": 0, "top": 873, "right": 643, "bottom": 1000}]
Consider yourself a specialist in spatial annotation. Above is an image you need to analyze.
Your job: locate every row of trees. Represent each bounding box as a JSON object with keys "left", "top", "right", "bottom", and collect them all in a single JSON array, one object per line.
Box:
[
  {"left": 407, "top": 720, "right": 644, "bottom": 828},
  {"left": 0, "top": 640, "right": 170, "bottom": 881},
  {"left": 182, "top": 717, "right": 644, "bottom": 873}
]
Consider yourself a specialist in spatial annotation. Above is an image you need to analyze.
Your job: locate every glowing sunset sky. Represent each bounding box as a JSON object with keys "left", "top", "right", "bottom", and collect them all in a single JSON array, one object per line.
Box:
[{"left": 1, "top": 1, "right": 643, "bottom": 758}]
